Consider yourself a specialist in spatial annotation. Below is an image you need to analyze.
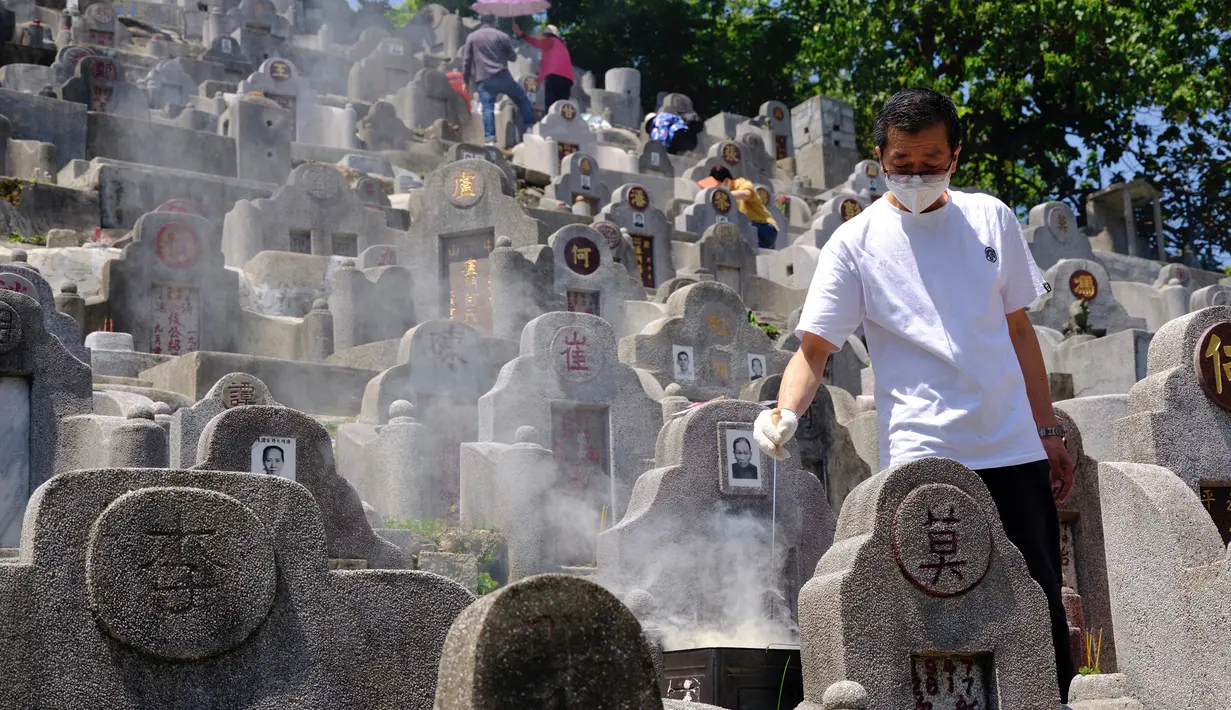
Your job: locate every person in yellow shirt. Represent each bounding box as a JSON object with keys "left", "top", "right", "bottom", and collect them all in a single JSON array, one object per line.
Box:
[{"left": 710, "top": 166, "right": 778, "bottom": 248}]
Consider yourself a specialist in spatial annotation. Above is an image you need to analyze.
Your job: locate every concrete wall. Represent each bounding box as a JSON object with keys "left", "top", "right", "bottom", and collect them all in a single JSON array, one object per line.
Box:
[
  {"left": 0, "top": 89, "right": 86, "bottom": 170},
  {"left": 86, "top": 113, "right": 238, "bottom": 178}
]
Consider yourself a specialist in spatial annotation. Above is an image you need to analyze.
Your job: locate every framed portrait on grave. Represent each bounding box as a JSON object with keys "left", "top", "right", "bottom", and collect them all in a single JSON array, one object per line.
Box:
[
  {"left": 251, "top": 436, "right": 296, "bottom": 482},
  {"left": 717, "top": 422, "right": 768, "bottom": 495},
  {"left": 672, "top": 344, "right": 695, "bottom": 381},
  {"left": 747, "top": 354, "right": 766, "bottom": 381}
]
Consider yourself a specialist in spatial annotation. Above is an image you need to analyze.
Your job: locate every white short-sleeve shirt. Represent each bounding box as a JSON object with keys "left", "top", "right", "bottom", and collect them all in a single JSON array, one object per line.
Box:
[{"left": 797, "top": 191, "right": 1048, "bottom": 471}]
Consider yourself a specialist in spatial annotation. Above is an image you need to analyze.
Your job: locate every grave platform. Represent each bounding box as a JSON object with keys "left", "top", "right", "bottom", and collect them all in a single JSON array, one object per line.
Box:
[
  {"left": 140, "top": 351, "right": 378, "bottom": 416},
  {"left": 662, "top": 646, "right": 804, "bottom": 708}
]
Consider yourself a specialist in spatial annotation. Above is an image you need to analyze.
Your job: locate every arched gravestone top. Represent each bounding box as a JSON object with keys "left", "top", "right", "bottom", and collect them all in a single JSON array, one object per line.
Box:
[
  {"left": 0, "top": 263, "right": 89, "bottom": 363},
  {"left": 170, "top": 372, "right": 278, "bottom": 468},
  {"left": 196, "top": 405, "right": 409, "bottom": 569},
  {"left": 796, "top": 457, "right": 1056, "bottom": 708},
  {"left": 86, "top": 487, "right": 277, "bottom": 661},
  {"left": 12, "top": 467, "right": 474, "bottom": 707},
  {"left": 433, "top": 574, "right": 662, "bottom": 710}
]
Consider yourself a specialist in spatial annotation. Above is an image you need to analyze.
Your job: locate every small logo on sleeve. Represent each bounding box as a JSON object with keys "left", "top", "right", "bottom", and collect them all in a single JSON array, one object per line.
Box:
[
  {"left": 984, "top": 246, "right": 998, "bottom": 263},
  {"left": 1043, "top": 282, "right": 1052, "bottom": 293}
]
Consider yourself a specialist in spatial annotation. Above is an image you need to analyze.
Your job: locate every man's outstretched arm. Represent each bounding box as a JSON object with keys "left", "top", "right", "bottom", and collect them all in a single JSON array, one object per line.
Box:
[{"left": 755, "top": 332, "right": 838, "bottom": 459}]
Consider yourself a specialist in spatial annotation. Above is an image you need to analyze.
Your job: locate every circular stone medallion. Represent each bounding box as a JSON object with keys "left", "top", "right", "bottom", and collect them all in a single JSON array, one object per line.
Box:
[
  {"left": 155, "top": 222, "right": 202, "bottom": 269},
  {"left": 86, "top": 487, "right": 277, "bottom": 660},
  {"left": 551, "top": 324, "right": 604, "bottom": 382},
  {"left": 1068, "top": 270, "right": 1098, "bottom": 300},
  {"left": 564, "top": 236, "right": 600, "bottom": 275},
  {"left": 447, "top": 166, "right": 485, "bottom": 208},
  {"left": 892, "top": 484, "right": 992, "bottom": 598},
  {"left": 592, "top": 221, "right": 622, "bottom": 251},
  {"left": 1195, "top": 321, "right": 1231, "bottom": 412},
  {"left": 840, "top": 199, "right": 863, "bottom": 222}
]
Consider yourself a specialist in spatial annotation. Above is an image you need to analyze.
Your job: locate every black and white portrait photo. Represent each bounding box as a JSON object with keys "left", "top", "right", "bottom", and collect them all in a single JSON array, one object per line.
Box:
[
  {"left": 748, "top": 354, "right": 765, "bottom": 381},
  {"left": 725, "top": 429, "right": 760, "bottom": 487},
  {"left": 673, "top": 344, "right": 695, "bottom": 381},
  {"left": 251, "top": 436, "right": 296, "bottom": 482}
]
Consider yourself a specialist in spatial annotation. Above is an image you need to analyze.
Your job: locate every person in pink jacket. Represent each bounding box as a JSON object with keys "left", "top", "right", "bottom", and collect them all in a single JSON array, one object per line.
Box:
[{"left": 514, "top": 23, "right": 574, "bottom": 110}]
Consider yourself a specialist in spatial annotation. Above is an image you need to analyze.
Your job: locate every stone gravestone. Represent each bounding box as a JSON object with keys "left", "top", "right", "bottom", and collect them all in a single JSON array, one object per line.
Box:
[
  {"left": 682, "top": 139, "right": 761, "bottom": 184},
  {"left": 69, "top": 0, "right": 130, "bottom": 48},
  {"left": 0, "top": 467, "right": 472, "bottom": 708},
  {"left": 449, "top": 142, "right": 517, "bottom": 193},
  {"left": 796, "top": 195, "right": 869, "bottom": 249},
  {"left": 1052, "top": 409, "right": 1119, "bottom": 674},
  {"left": 520, "top": 99, "right": 598, "bottom": 177},
  {"left": 682, "top": 221, "right": 758, "bottom": 298},
  {"left": 758, "top": 100, "right": 793, "bottom": 160},
  {"left": 478, "top": 311, "right": 663, "bottom": 524},
  {"left": 547, "top": 224, "right": 646, "bottom": 333},
  {"left": 1151, "top": 262, "right": 1191, "bottom": 290},
  {"left": 742, "top": 375, "right": 871, "bottom": 514},
  {"left": 1116, "top": 307, "right": 1231, "bottom": 505},
  {"left": 401, "top": 160, "right": 540, "bottom": 331},
  {"left": 223, "top": 162, "right": 402, "bottom": 266},
  {"left": 0, "top": 263, "right": 90, "bottom": 363},
  {"left": 51, "top": 45, "right": 95, "bottom": 86},
  {"left": 596, "top": 184, "right": 677, "bottom": 289},
  {"left": 434, "top": 574, "right": 660, "bottom": 709},
  {"left": 1190, "top": 284, "right": 1231, "bottom": 311},
  {"left": 102, "top": 211, "right": 239, "bottom": 356},
  {"left": 0, "top": 289, "right": 92, "bottom": 546},
  {"left": 597, "top": 399, "right": 835, "bottom": 647},
  {"left": 347, "top": 36, "right": 421, "bottom": 102},
  {"left": 198, "top": 34, "right": 254, "bottom": 78},
  {"left": 393, "top": 68, "right": 472, "bottom": 133},
  {"left": 237, "top": 58, "right": 351, "bottom": 147},
  {"left": 138, "top": 57, "right": 199, "bottom": 111},
  {"left": 58, "top": 55, "right": 149, "bottom": 120},
  {"left": 590, "top": 219, "right": 642, "bottom": 285},
  {"left": 1096, "top": 457, "right": 1231, "bottom": 709},
  {"left": 357, "top": 99, "right": 415, "bottom": 151},
  {"left": 1025, "top": 201, "right": 1093, "bottom": 272},
  {"left": 797, "top": 458, "right": 1059, "bottom": 709},
  {"left": 215, "top": 0, "right": 291, "bottom": 65},
  {"left": 344, "top": 320, "right": 514, "bottom": 515},
  {"left": 196, "top": 404, "right": 409, "bottom": 568},
  {"left": 637, "top": 139, "right": 674, "bottom": 177},
  {"left": 620, "top": 281, "right": 789, "bottom": 400},
  {"left": 169, "top": 371, "right": 278, "bottom": 468},
  {"left": 675, "top": 186, "right": 754, "bottom": 245},
  {"left": 1029, "top": 259, "right": 1147, "bottom": 335},
  {"left": 541, "top": 152, "right": 610, "bottom": 216}
]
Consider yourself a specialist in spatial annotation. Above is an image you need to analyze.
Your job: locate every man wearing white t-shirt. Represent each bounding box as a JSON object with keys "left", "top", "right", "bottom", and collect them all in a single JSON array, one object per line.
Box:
[{"left": 754, "top": 89, "right": 1076, "bottom": 702}]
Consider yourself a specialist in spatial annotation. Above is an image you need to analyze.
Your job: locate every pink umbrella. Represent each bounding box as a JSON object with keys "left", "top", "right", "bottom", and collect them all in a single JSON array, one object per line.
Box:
[{"left": 471, "top": 0, "right": 550, "bottom": 17}]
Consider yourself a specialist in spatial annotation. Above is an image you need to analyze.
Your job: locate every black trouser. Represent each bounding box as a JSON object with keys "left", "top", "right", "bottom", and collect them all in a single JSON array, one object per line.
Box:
[
  {"left": 544, "top": 74, "right": 574, "bottom": 110},
  {"left": 974, "top": 460, "right": 1075, "bottom": 703}
]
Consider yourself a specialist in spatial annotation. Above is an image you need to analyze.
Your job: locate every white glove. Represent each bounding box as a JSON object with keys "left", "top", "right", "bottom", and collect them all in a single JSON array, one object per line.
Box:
[{"left": 754, "top": 407, "right": 798, "bottom": 461}]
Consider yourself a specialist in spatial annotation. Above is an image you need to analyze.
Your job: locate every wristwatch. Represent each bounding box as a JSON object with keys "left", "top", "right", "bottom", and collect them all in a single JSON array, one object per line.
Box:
[{"left": 1038, "top": 425, "right": 1066, "bottom": 439}]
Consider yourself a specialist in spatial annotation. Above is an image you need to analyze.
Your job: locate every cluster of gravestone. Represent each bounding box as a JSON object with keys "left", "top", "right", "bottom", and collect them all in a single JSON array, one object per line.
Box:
[{"left": 0, "top": 1, "right": 1224, "bottom": 706}]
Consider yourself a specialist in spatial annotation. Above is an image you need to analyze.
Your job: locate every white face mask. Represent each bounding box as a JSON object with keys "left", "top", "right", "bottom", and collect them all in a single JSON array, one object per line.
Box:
[{"left": 886, "top": 172, "right": 951, "bottom": 214}]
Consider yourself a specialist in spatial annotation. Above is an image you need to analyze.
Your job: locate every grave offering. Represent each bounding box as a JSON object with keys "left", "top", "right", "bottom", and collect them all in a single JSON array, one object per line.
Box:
[
  {"left": 620, "top": 281, "right": 790, "bottom": 400},
  {"left": 797, "top": 457, "right": 1059, "bottom": 709},
  {"left": 597, "top": 398, "right": 835, "bottom": 649},
  {"left": 0, "top": 468, "right": 473, "bottom": 708},
  {"left": 1030, "top": 258, "right": 1147, "bottom": 335},
  {"left": 0, "top": 289, "right": 92, "bottom": 546}
]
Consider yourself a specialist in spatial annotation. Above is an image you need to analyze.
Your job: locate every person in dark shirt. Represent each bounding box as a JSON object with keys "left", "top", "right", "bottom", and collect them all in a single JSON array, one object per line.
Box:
[{"left": 461, "top": 15, "right": 536, "bottom": 146}]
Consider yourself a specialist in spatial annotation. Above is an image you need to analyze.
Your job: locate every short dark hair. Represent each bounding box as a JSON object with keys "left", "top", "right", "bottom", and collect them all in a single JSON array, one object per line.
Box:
[
  {"left": 709, "top": 166, "right": 733, "bottom": 183},
  {"left": 263, "top": 445, "right": 284, "bottom": 460},
  {"left": 873, "top": 89, "right": 963, "bottom": 153},
  {"left": 733, "top": 437, "right": 751, "bottom": 452}
]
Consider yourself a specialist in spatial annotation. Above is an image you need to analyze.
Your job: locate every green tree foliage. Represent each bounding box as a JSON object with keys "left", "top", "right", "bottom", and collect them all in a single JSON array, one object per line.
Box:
[
  {"left": 790, "top": 0, "right": 1230, "bottom": 265},
  {"left": 544, "top": 0, "right": 803, "bottom": 118}
]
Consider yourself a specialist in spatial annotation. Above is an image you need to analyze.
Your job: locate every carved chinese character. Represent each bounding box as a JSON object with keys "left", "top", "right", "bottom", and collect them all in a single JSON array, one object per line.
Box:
[
  {"left": 712, "top": 191, "right": 731, "bottom": 214},
  {"left": 1068, "top": 270, "right": 1098, "bottom": 300},
  {"left": 448, "top": 168, "right": 484, "bottom": 207},
  {"left": 707, "top": 314, "right": 731, "bottom": 337},
  {"left": 224, "top": 379, "right": 257, "bottom": 408},
  {"left": 721, "top": 143, "right": 741, "bottom": 165},
  {"left": 1197, "top": 322, "right": 1231, "bottom": 412},
  {"left": 564, "top": 236, "right": 600, "bottom": 275},
  {"left": 841, "top": 199, "right": 863, "bottom": 221},
  {"left": 628, "top": 187, "right": 649, "bottom": 210},
  {"left": 560, "top": 331, "right": 589, "bottom": 372},
  {"left": 893, "top": 484, "right": 992, "bottom": 597}
]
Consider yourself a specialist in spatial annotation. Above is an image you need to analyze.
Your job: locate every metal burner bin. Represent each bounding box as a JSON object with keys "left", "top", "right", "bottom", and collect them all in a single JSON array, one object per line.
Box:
[{"left": 661, "top": 645, "right": 804, "bottom": 709}]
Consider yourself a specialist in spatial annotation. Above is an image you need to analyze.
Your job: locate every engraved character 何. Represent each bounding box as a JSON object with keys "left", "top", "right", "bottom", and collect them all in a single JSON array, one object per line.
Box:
[
  {"left": 1204, "top": 333, "right": 1231, "bottom": 395},
  {"left": 571, "top": 243, "right": 592, "bottom": 271},
  {"left": 919, "top": 506, "right": 966, "bottom": 586}
]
